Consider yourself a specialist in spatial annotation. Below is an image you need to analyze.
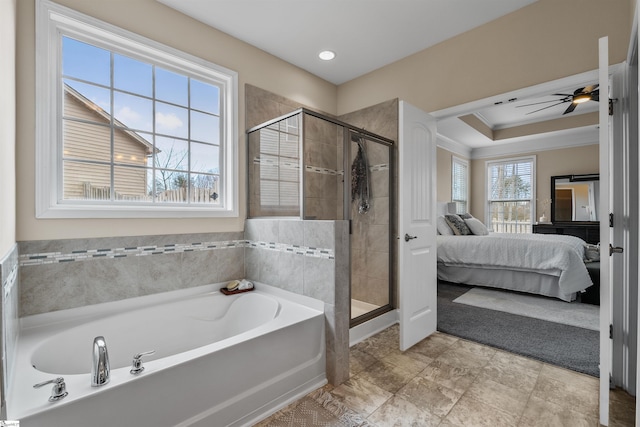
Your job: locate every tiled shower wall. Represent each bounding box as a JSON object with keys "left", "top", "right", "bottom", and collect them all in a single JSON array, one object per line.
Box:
[
  {"left": 245, "top": 85, "right": 350, "bottom": 384},
  {"left": 246, "top": 85, "right": 399, "bottom": 311},
  {"left": 245, "top": 218, "right": 350, "bottom": 385},
  {"left": 304, "top": 114, "right": 341, "bottom": 220},
  {"left": 340, "top": 100, "right": 399, "bottom": 308}
]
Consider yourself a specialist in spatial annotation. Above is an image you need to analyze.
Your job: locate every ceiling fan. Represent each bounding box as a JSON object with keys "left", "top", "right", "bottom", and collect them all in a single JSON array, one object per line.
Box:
[{"left": 517, "top": 84, "right": 599, "bottom": 115}]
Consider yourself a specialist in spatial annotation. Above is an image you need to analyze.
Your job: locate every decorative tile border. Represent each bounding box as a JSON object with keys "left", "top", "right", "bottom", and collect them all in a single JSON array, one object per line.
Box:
[
  {"left": 254, "top": 157, "right": 388, "bottom": 176},
  {"left": 307, "top": 163, "right": 388, "bottom": 175},
  {"left": 19, "top": 239, "right": 247, "bottom": 266},
  {"left": 305, "top": 165, "right": 342, "bottom": 176},
  {"left": 254, "top": 157, "right": 301, "bottom": 171},
  {"left": 3, "top": 262, "right": 17, "bottom": 299},
  {"left": 247, "top": 240, "right": 334, "bottom": 259},
  {"left": 19, "top": 239, "right": 334, "bottom": 266},
  {"left": 370, "top": 163, "right": 389, "bottom": 172}
]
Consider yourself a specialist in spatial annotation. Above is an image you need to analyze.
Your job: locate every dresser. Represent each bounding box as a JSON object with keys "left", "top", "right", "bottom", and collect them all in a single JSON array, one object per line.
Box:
[{"left": 532, "top": 222, "right": 600, "bottom": 245}]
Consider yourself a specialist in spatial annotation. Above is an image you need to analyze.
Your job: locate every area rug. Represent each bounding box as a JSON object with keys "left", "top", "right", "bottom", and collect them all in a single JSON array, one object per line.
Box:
[
  {"left": 438, "top": 281, "right": 599, "bottom": 377},
  {"left": 453, "top": 287, "right": 600, "bottom": 331},
  {"left": 259, "top": 388, "right": 376, "bottom": 427}
]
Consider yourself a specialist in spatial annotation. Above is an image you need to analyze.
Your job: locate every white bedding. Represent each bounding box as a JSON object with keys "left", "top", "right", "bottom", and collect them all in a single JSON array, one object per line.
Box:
[{"left": 437, "top": 233, "right": 593, "bottom": 296}]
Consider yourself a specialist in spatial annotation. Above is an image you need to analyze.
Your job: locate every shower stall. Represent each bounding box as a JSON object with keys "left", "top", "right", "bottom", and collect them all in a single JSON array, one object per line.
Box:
[{"left": 247, "top": 108, "right": 394, "bottom": 326}]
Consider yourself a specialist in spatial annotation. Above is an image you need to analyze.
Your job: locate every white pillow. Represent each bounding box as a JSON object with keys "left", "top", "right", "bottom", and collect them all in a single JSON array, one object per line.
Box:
[
  {"left": 464, "top": 217, "right": 489, "bottom": 236},
  {"left": 437, "top": 216, "right": 454, "bottom": 235}
]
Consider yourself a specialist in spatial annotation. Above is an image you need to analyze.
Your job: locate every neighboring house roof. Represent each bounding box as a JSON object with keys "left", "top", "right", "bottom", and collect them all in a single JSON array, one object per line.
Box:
[{"left": 64, "top": 83, "right": 157, "bottom": 155}]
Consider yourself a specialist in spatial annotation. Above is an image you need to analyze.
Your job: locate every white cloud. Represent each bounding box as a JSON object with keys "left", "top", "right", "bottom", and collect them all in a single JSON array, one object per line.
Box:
[
  {"left": 156, "top": 112, "right": 183, "bottom": 130},
  {"left": 116, "top": 106, "right": 141, "bottom": 124}
]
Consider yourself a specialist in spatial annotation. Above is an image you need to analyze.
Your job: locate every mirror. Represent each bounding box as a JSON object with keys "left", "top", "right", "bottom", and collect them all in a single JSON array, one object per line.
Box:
[{"left": 551, "top": 174, "right": 599, "bottom": 223}]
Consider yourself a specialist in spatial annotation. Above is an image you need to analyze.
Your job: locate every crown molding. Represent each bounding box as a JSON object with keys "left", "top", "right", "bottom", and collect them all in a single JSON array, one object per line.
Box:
[
  {"left": 470, "top": 126, "right": 598, "bottom": 159},
  {"left": 437, "top": 133, "right": 472, "bottom": 158}
]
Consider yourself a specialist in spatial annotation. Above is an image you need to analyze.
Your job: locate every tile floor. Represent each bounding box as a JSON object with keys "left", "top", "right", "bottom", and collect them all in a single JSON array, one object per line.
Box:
[{"left": 258, "top": 325, "right": 635, "bottom": 426}]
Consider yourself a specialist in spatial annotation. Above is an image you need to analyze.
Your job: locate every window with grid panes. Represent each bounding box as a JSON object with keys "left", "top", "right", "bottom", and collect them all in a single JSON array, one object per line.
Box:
[
  {"left": 486, "top": 156, "right": 535, "bottom": 233},
  {"left": 36, "top": 0, "right": 238, "bottom": 218}
]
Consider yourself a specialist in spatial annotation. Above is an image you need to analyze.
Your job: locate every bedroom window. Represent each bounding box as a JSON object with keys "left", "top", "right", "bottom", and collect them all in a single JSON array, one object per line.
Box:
[
  {"left": 451, "top": 156, "right": 469, "bottom": 214},
  {"left": 35, "top": 0, "right": 238, "bottom": 218},
  {"left": 486, "top": 156, "right": 536, "bottom": 233}
]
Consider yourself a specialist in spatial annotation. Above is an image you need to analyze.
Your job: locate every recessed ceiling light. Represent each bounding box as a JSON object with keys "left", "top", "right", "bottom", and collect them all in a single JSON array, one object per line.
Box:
[{"left": 318, "top": 50, "right": 336, "bottom": 61}]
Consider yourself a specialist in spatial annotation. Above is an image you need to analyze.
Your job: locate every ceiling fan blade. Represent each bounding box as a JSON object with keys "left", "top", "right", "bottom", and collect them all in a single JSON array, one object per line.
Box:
[
  {"left": 516, "top": 99, "right": 568, "bottom": 108},
  {"left": 525, "top": 101, "right": 566, "bottom": 115},
  {"left": 583, "top": 84, "right": 599, "bottom": 93},
  {"left": 563, "top": 103, "right": 578, "bottom": 115},
  {"left": 573, "top": 87, "right": 586, "bottom": 95},
  {"left": 590, "top": 90, "right": 599, "bottom": 101},
  {"left": 553, "top": 93, "right": 574, "bottom": 97}
]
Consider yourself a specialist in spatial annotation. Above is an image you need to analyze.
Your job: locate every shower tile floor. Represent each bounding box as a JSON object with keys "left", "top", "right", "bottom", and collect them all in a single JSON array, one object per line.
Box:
[
  {"left": 351, "top": 299, "right": 380, "bottom": 319},
  {"left": 257, "top": 324, "right": 636, "bottom": 426}
]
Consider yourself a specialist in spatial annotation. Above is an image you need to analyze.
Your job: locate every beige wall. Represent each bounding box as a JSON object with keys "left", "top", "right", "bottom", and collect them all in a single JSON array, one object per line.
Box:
[
  {"left": 15, "top": 0, "right": 632, "bottom": 241},
  {"left": 469, "top": 144, "right": 600, "bottom": 223},
  {"left": 16, "top": 0, "right": 337, "bottom": 241},
  {"left": 337, "top": 0, "right": 631, "bottom": 116},
  {"left": 1, "top": 0, "right": 17, "bottom": 255}
]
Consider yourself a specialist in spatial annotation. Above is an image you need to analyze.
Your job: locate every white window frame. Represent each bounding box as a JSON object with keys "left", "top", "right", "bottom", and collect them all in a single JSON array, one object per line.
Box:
[
  {"left": 485, "top": 155, "right": 536, "bottom": 233},
  {"left": 451, "top": 156, "right": 469, "bottom": 214},
  {"left": 35, "top": 0, "right": 238, "bottom": 218}
]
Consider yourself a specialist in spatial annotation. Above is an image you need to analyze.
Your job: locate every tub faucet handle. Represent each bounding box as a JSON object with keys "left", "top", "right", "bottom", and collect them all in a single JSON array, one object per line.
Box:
[
  {"left": 33, "top": 377, "right": 68, "bottom": 402},
  {"left": 130, "top": 350, "right": 156, "bottom": 375}
]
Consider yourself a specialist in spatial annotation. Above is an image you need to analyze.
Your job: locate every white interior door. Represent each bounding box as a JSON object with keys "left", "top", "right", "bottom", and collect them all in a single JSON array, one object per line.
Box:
[
  {"left": 599, "top": 35, "right": 612, "bottom": 426},
  {"left": 398, "top": 100, "right": 438, "bottom": 351}
]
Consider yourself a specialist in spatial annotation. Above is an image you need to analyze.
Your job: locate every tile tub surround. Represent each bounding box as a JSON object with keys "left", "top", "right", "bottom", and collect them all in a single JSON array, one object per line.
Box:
[
  {"left": 245, "top": 219, "right": 350, "bottom": 386},
  {"left": 1, "top": 243, "right": 19, "bottom": 412},
  {"left": 18, "top": 230, "right": 339, "bottom": 317},
  {"left": 18, "top": 232, "right": 245, "bottom": 316}
]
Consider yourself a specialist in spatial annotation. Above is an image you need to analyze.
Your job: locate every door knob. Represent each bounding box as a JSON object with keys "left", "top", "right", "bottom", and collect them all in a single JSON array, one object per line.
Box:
[
  {"left": 609, "top": 244, "right": 624, "bottom": 256},
  {"left": 404, "top": 233, "right": 417, "bottom": 242}
]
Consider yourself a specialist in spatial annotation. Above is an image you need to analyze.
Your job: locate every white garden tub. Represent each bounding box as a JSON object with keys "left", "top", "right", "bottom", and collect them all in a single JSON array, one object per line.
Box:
[{"left": 8, "top": 282, "right": 326, "bottom": 427}]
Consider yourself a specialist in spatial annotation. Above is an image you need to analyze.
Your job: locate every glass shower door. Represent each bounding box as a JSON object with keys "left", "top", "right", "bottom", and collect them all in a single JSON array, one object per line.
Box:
[{"left": 349, "top": 133, "right": 392, "bottom": 322}]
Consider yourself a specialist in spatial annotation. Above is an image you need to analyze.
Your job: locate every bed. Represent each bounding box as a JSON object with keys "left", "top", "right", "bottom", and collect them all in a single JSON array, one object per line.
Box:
[{"left": 437, "top": 232, "right": 594, "bottom": 302}]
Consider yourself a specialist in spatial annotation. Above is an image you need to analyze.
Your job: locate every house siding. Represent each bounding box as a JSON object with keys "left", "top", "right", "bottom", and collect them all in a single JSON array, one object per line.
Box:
[{"left": 63, "top": 90, "right": 150, "bottom": 199}]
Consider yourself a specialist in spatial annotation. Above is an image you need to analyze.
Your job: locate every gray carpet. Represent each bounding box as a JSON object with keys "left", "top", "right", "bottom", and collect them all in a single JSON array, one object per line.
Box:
[{"left": 437, "top": 281, "right": 599, "bottom": 377}]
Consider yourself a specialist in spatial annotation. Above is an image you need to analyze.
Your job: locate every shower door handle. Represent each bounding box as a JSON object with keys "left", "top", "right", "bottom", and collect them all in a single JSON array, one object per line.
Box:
[{"left": 404, "top": 233, "right": 417, "bottom": 242}]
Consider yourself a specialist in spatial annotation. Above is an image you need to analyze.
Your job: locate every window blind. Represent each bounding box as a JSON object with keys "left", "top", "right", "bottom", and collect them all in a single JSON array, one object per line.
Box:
[
  {"left": 487, "top": 157, "right": 535, "bottom": 234},
  {"left": 452, "top": 157, "right": 468, "bottom": 213},
  {"left": 489, "top": 159, "right": 533, "bottom": 201}
]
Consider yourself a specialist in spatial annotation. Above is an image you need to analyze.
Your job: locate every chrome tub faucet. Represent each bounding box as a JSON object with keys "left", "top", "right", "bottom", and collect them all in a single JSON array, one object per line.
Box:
[{"left": 91, "top": 336, "right": 110, "bottom": 387}]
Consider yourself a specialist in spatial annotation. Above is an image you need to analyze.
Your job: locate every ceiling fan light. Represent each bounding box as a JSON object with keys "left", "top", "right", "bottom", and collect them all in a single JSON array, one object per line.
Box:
[{"left": 573, "top": 93, "right": 591, "bottom": 104}]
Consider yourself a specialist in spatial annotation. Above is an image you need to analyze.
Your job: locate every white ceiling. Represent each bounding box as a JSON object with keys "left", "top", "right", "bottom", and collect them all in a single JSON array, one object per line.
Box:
[
  {"left": 157, "top": 0, "right": 601, "bottom": 153},
  {"left": 157, "top": 0, "right": 537, "bottom": 85},
  {"left": 435, "top": 72, "right": 601, "bottom": 152},
  {"left": 475, "top": 92, "right": 599, "bottom": 130}
]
